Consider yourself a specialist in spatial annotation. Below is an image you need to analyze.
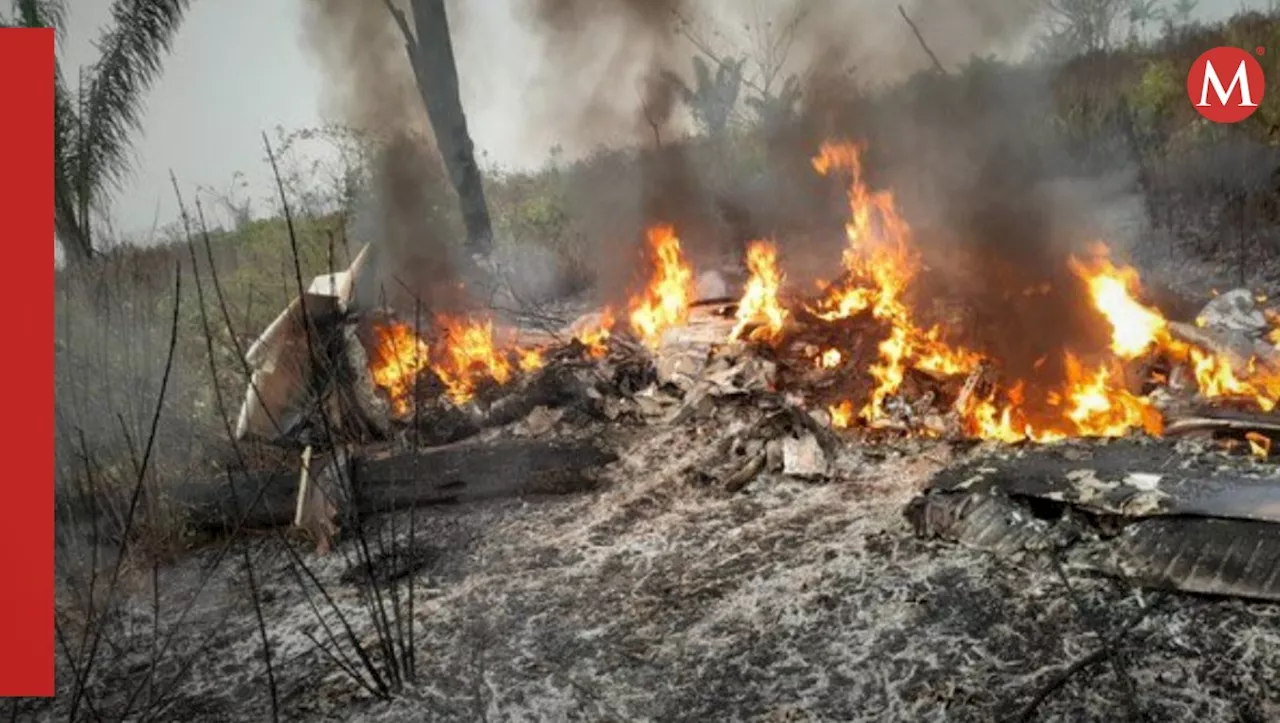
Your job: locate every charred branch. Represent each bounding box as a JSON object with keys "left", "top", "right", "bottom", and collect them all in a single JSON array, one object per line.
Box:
[{"left": 175, "top": 436, "right": 616, "bottom": 536}]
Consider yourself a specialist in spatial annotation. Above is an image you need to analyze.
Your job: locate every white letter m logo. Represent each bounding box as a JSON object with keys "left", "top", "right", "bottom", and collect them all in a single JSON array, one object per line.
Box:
[{"left": 1198, "top": 59, "right": 1258, "bottom": 107}]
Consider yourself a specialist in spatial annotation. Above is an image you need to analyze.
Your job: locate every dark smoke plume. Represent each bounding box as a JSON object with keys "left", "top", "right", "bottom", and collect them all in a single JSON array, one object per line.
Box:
[
  {"left": 301, "top": 0, "right": 467, "bottom": 316},
  {"left": 663, "top": 0, "right": 1141, "bottom": 414},
  {"left": 520, "top": 0, "right": 754, "bottom": 305},
  {"left": 523, "top": 0, "right": 687, "bottom": 145}
]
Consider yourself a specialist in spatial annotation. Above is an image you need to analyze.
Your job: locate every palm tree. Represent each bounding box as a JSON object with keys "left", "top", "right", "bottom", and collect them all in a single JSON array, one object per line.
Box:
[
  {"left": 6, "top": 0, "right": 191, "bottom": 266},
  {"left": 1126, "top": 0, "right": 1165, "bottom": 41},
  {"left": 1169, "top": 0, "right": 1198, "bottom": 26},
  {"left": 663, "top": 55, "right": 746, "bottom": 137},
  {"left": 1043, "top": 0, "right": 1126, "bottom": 54}
]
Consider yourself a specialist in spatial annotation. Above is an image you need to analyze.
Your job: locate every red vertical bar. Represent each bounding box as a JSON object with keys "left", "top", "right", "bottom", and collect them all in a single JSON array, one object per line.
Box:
[{"left": 0, "top": 28, "right": 55, "bottom": 697}]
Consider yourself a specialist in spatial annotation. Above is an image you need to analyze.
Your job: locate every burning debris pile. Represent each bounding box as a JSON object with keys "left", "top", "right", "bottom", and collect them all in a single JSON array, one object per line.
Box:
[{"left": 229, "top": 140, "right": 1280, "bottom": 597}]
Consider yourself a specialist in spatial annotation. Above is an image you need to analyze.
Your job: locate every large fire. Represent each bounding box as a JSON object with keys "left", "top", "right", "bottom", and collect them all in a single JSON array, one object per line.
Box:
[
  {"left": 628, "top": 224, "right": 697, "bottom": 348},
  {"left": 365, "top": 139, "right": 1280, "bottom": 447},
  {"left": 807, "top": 141, "right": 983, "bottom": 427},
  {"left": 731, "top": 241, "right": 788, "bottom": 343},
  {"left": 432, "top": 315, "right": 544, "bottom": 405},
  {"left": 739, "top": 141, "right": 1280, "bottom": 442}
]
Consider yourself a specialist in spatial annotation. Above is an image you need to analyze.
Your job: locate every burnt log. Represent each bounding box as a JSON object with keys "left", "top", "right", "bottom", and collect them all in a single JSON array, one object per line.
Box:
[
  {"left": 177, "top": 436, "right": 617, "bottom": 535},
  {"left": 404, "top": 363, "right": 603, "bottom": 447}
]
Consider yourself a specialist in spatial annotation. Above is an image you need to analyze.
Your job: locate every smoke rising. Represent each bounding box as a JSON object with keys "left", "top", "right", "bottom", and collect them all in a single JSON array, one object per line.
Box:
[
  {"left": 522, "top": 0, "right": 687, "bottom": 146},
  {"left": 299, "top": 0, "right": 423, "bottom": 137},
  {"left": 301, "top": 0, "right": 1152, "bottom": 406},
  {"left": 301, "top": 0, "right": 471, "bottom": 317}
]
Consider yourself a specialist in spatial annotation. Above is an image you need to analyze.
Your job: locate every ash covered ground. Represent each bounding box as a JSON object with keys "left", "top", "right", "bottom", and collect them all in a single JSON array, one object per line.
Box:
[{"left": 40, "top": 421, "right": 1280, "bottom": 723}]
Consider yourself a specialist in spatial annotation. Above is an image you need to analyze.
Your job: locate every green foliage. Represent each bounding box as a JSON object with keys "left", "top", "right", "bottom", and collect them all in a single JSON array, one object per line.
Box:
[
  {"left": 1128, "top": 58, "right": 1180, "bottom": 117},
  {"left": 506, "top": 194, "right": 570, "bottom": 243},
  {"left": 1125, "top": 57, "right": 1183, "bottom": 156}
]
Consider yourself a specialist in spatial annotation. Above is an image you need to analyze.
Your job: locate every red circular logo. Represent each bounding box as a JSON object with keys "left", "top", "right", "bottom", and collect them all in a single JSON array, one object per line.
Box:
[{"left": 1187, "top": 46, "right": 1266, "bottom": 123}]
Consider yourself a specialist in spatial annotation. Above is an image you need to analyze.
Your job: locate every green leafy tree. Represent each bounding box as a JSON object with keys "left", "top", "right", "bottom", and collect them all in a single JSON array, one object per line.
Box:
[{"left": 5, "top": 0, "right": 191, "bottom": 265}]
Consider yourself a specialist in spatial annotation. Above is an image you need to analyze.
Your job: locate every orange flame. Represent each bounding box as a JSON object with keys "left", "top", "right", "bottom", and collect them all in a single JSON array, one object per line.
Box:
[
  {"left": 369, "top": 321, "right": 431, "bottom": 416},
  {"left": 518, "top": 347, "right": 545, "bottom": 373},
  {"left": 432, "top": 316, "right": 515, "bottom": 405},
  {"left": 1247, "top": 431, "right": 1271, "bottom": 458},
  {"left": 368, "top": 315, "right": 545, "bottom": 411},
  {"left": 576, "top": 307, "right": 615, "bottom": 359},
  {"left": 731, "top": 240, "right": 788, "bottom": 342},
  {"left": 370, "top": 140, "right": 1280, "bottom": 448},
  {"left": 1068, "top": 249, "right": 1166, "bottom": 359},
  {"left": 829, "top": 401, "right": 854, "bottom": 429},
  {"left": 810, "top": 141, "right": 981, "bottom": 425},
  {"left": 1071, "top": 246, "right": 1280, "bottom": 412},
  {"left": 628, "top": 225, "right": 696, "bottom": 348},
  {"left": 809, "top": 144, "right": 1169, "bottom": 441}
]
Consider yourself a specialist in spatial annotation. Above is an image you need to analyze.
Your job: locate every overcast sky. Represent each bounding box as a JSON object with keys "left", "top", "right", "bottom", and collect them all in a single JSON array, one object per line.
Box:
[{"left": 64, "top": 0, "right": 1255, "bottom": 241}]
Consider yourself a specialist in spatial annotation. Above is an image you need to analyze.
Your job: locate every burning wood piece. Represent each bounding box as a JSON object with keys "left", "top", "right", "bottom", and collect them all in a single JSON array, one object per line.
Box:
[
  {"left": 907, "top": 438, "right": 1280, "bottom": 602},
  {"left": 365, "top": 360, "right": 608, "bottom": 448},
  {"left": 1162, "top": 404, "right": 1280, "bottom": 459},
  {"left": 1246, "top": 431, "right": 1272, "bottom": 459},
  {"left": 1167, "top": 321, "right": 1257, "bottom": 376},
  {"left": 628, "top": 225, "right": 698, "bottom": 349}
]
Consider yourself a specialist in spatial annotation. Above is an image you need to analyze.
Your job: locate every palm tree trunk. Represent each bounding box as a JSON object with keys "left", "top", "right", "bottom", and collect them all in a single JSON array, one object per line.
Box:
[
  {"left": 396, "top": 0, "right": 494, "bottom": 258},
  {"left": 55, "top": 208, "right": 92, "bottom": 266}
]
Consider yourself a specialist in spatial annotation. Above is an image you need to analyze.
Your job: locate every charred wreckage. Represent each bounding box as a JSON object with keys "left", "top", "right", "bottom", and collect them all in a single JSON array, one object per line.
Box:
[{"left": 217, "top": 142, "right": 1280, "bottom": 602}]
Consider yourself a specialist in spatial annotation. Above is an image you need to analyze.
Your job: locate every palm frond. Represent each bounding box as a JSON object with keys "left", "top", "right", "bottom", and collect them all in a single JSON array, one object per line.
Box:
[
  {"left": 11, "top": 0, "right": 65, "bottom": 37},
  {"left": 79, "top": 0, "right": 191, "bottom": 196}
]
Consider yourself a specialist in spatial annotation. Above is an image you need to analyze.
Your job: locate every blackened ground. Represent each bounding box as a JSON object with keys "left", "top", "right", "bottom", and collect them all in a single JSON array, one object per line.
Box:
[{"left": 31, "top": 423, "right": 1280, "bottom": 723}]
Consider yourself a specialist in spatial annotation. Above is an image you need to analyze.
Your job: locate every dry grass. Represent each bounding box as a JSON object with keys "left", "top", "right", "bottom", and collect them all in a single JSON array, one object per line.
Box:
[{"left": 28, "top": 415, "right": 1280, "bottom": 722}]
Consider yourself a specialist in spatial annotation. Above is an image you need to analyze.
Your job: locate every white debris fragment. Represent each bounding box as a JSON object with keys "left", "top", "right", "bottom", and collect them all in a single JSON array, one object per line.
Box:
[
  {"left": 1066, "top": 468, "right": 1118, "bottom": 505},
  {"left": 1124, "top": 472, "right": 1163, "bottom": 491},
  {"left": 1198, "top": 288, "right": 1269, "bottom": 339},
  {"left": 782, "top": 433, "right": 828, "bottom": 479},
  {"left": 520, "top": 406, "right": 563, "bottom": 437}
]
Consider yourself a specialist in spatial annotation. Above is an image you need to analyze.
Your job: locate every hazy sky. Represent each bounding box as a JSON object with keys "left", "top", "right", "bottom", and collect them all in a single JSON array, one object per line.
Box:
[{"left": 64, "top": 0, "right": 1254, "bottom": 240}]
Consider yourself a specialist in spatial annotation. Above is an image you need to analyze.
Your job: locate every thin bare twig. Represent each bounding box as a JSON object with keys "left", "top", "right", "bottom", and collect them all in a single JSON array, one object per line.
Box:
[
  {"left": 1008, "top": 559, "right": 1161, "bottom": 722},
  {"left": 898, "top": 5, "right": 945, "bottom": 74},
  {"left": 69, "top": 261, "right": 181, "bottom": 722}
]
